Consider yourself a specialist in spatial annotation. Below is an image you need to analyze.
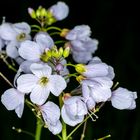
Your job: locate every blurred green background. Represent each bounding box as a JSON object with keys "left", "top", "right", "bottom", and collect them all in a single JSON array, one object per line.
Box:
[{"left": 0, "top": 0, "right": 139, "bottom": 140}]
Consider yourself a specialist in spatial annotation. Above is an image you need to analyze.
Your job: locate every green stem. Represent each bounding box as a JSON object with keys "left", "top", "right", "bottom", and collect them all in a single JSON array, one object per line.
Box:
[
  {"left": 59, "top": 94, "right": 67, "bottom": 140},
  {"left": 35, "top": 119, "right": 43, "bottom": 140},
  {"left": 46, "top": 26, "right": 62, "bottom": 32}
]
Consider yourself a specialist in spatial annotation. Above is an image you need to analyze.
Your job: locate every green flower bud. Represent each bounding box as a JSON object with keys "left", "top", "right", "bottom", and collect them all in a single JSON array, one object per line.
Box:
[
  {"left": 40, "top": 8, "right": 47, "bottom": 17},
  {"left": 58, "top": 47, "right": 63, "bottom": 57},
  {"left": 63, "top": 47, "right": 70, "bottom": 58},
  {"left": 28, "top": 8, "right": 36, "bottom": 19},
  {"left": 75, "top": 64, "right": 86, "bottom": 73}
]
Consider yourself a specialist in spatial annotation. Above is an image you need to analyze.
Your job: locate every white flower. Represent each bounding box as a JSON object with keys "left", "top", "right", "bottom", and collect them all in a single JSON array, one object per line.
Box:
[
  {"left": 0, "top": 22, "right": 31, "bottom": 59},
  {"left": 18, "top": 33, "right": 54, "bottom": 62},
  {"left": 1, "top": 88, "right": 25, "bottom": 118},
  {"left": 40, "top": 101, "right": 62, "bottom": 134},
  {"left": 61, "top": 96, "right": 87, "bottom": 126},
  {"left": 17, "top": 63, "right": 66, "bottom": 105},
  {"left": 111, "top": 87, "right": 137, "bottom": 110}
]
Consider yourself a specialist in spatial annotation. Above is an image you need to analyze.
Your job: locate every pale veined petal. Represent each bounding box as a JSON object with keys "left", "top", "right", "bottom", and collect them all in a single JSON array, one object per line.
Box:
[
  {"left": 0, "top": 23, "right": 17, "bottom": 40},
  {"left": 6, "top": 41, "right": 19, "bottom": 58},
  {"left": 15, "top": 102, "right": 24, "bottom": 118},
  {"left": 49, "top": 75, "right": 66, "bottom": 96},
  {"left": 13, "top": 22, "right": 31, "bottom": 34},
  {"left": 61, "top": 105, "right": 84, "bottom": 127},
  {"left": 19, "top": 40, "right": 42, "bottom": 61},
  {"left": 30, "top": 85, "right": 50, "bottom": 105},
  {"left": 41, "top": 101, "right": 60, "bottom": 124},
  {"left": 1, "top": 88, "right": 24, "bottom": 111},
  {"left": 17, "top": 74, "right": 38, "bottom": 93},
  {"left": 35, "top": 32, "right": 54, "bottom": 50},
  {"left": 30, "top": 63, "right": 52, "bottom": 78},
  {"left": 48, "top": 120, "right": 62, "bottom": 135}
]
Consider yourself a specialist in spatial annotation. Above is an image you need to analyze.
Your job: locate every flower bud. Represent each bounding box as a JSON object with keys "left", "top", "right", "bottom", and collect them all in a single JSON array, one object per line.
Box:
[
  {"left": 58, "top": 47, "right": 63, "bottom": 57},
  {"left": 28, "top": 8, "right": 36, "bottom": 19},
  {"left": 60, "top": 28, "right": 69, "bottom": 37},
  {"left": 40, "top": 8, "right": 47, "bottom": 17},
  {"left": 75, "top": 64, "right": 86, "bottom": 73},
  {"left": 63, "top": 46, "right": 70, "bottom": 58}
]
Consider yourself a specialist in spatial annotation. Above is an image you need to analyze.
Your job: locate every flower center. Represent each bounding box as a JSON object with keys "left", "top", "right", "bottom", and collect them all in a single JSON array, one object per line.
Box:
[
  {"left": 39, "top": 77, "right": 49, "bottom": 86},
  {"left": 16, "top": 33, "right": 26, "bottom": 41}
]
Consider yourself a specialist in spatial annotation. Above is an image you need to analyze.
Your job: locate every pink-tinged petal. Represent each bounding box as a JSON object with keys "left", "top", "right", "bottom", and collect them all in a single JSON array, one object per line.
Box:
[
  {"left": 17, "top": 74, "right": 38, "bottom": 93},
  {"left": 111, "top": 88, "right": 137, "bottom": 110},
  {"left": 41, "top": 101, "right": 60, "bottom": 124},
  {"left": 1, "top": 88, "right": 24, "bottom": 111},
  {"left": 30, "top": 63, "right": 52, "bottom": 78},
  {"left": 61, "top": 105, "right": 84, "bottom": 127},
  {"left": 6, "top": 41, "right": 19, "bottom": 58},
  {"left": 15, "top": 103, "right": 24, "bottom": 118},
  {"left": 49, "top": 75, "right": 66, "bottom": 96},
  {"left": 30, "top": 85, "right": 50, "bottom": 105},
  {"left": 0, "top": 23, "right": 17, "bottom": 40},
  {"left": 48, "top": 120, "right": 62, "bottom": 135},
  {"left": 19, "top": 40, "right": 42, "bottom": 61}
]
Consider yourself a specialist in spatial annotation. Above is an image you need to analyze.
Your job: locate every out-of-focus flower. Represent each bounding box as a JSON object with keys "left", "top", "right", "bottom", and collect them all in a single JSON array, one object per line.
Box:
[
  {"left": 1, "top": 88, "right": 25, "bottom": 118},
  {"left": 40, "top": 101, "right": 62, "bottom": 134},
  {"left": 111, "top": 87, "right": 137, "bottom": 110},
  {"left": 17, "top": 63, "right": 66, "bottom": 105},
  {"left": 49, "top": 2, "right": 69, "bottom": 21},
  {"left": 61, "top": 96, "right": 87, "bottom": 126}
]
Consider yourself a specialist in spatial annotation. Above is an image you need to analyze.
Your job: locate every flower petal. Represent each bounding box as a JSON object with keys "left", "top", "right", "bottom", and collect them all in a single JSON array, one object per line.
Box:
[
  {"left": 19, "top": 40, "right": 42, "bottom": 61},
  {"left": 13, "top": 22, "right": 31, "bottom": 34},
  {"left": 30, "top": 85, "right": 50, "bottom": 105},
  {"left": 17, "top": 74, "right": 38, "bottom": 93},
  {"left": 61, "top": 105, "right": 84, "bottom": 126},
  {"left": 0, "top": 23, "right": 17, "bottom": 40},
  {"left": 1, "top": 88, "right": 24, "bottom": 111},
  {"left": 48, "top": 120, "right": 62, "bottom": 135},
  {"left": 49, "top": 2, "right": 69, "bottom": 20},
  {"left": 49, "top": 75, "right": 66, "bottom": 96},
  {"left": 6, "top": 41, "right": 19, "bottom": 58},
  {"left": 41, "top": 101, "right": 60, "bottom": 124},
  {"left": 15, "top": 102, "right": 24, "bottom": 118},
  {"left": 35, "top": 32, "right": 54, "bottom": 50},
  {"left": 111, "top": 88, "right": 137, "bottom": 110},
  {"left": 30, "top": 63, "right": 52, "bottom": 78}
]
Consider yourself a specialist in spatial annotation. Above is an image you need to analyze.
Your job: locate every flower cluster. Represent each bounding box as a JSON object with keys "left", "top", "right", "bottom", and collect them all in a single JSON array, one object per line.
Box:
[{"left": 0, "top": 1, "right": 137, "bottom": 139}]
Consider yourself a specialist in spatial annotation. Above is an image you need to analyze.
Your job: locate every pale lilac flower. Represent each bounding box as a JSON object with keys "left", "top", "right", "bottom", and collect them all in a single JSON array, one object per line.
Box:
[
  {"left": 111, "top": 87, "right": 137, "bottom": 110},
  {"left": 82, "top": 77, "right": 113, "bottom": 103},
  {"left": 88, "top": 57, "right": 115, "bottom": 80},
  {"left": 17, "top": 63, "right": 66, "bottom": 105},
  {"left": 1, "top": 88, "right": 25, "bottom": 118},
  {"left": 0, "top": 22, "right": 31, "bottom": 59},
  {"left": 40, "top": 101, "right": 62, "bottom": 134},
  {"left": 18, "top": 33, "right": 54, "bottom": 62},
  {"left": 65, "top": 25, "right": 98, "bottom": 63},
  {"left": 49, "top": 2, "right": 69, "bottom": 21},
  {"left": 83, "top": 57, "right": 114, "bottom": 79},
  {"left": 61, "top": 96, "right": 87, "bottom": 126}
]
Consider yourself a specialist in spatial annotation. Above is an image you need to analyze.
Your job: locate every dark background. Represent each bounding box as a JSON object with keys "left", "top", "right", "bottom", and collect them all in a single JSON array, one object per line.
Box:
[{"left": 0, "top": 0, "right": 139, "bottom": 140}]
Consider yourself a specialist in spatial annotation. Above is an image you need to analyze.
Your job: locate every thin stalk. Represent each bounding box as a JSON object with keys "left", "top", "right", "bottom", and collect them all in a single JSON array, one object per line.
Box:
[
  {"left": 80, "top": 120, "right": 87, "bottom": 140},
  {"left": 46, "top": 26, "right": 62, "bottom": 32},
  {"left": 0, "top": 72, "right": 13, "bottom": 87}
]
